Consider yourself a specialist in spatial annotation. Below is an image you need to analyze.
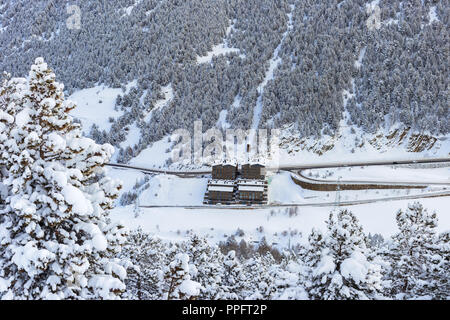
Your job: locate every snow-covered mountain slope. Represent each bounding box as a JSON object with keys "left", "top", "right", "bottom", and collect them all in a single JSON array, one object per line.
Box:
[{"left": 1, "top": 0, "right": 448, "bottom": 162}]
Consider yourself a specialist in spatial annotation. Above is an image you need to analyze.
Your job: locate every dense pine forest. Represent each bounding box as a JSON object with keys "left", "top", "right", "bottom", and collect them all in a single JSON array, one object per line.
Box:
[{"left": 0, "top": 0, "right": 448, "bottom": 159}]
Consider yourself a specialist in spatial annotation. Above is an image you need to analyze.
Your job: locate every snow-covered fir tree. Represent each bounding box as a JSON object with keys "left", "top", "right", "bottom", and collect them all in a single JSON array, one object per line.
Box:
[
  {"left": 217, "top": 250, "right": 246, "bottom": 300},
  {"left": 303, "top": 209, "right": 384, "bottom": 300},
  {"left": 432, "top": 231, "right": 450, "bottom": 299},
  {"left": 0, "top": 58, "right": 127, "bottom": 300},
  {"left": 270, "top": 257, "right": 308, "bottom": 300},
  {"left": 163, "top": 253, "right": 202, "bottom": 300},
  {"left": 120, "top": 228, "right": 168, "bottom": 300},
  {"left": 386, "top": 202, "right": 447, "bottom": 299},
  {"left": 242, "top": 253, "right": 277, "bottom": 300},
  {"left": 183, "top": 234, "right": 225, "bottom": 299}
]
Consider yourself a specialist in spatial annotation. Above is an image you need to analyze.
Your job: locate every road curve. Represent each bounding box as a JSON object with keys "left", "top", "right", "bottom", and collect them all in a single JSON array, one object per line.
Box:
[
  {"left": 267, "top": 157, "right": 450, "bottom": 171},
  {"left": 108, "top": 159, "right": 450, "bottom": 208},
  {"left": 106, "top": 163, "right": 210, "bottom": 177},
  {"left": 293, "top": 170, "right": 450, "bottom": 188},
  {"left": 107, "top": 157, "right": 450, "bottom": 177}
]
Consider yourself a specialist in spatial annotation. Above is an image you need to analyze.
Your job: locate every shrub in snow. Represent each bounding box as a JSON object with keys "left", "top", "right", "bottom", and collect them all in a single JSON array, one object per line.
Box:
[
  {"left": 0, "top": 59, "right": 127, "bottom": 300},
  {"left": 303, "top": 210, "right": 384, "bottom": 300},
  {"left": 386, "top": 202, "right": 448, "bottom": 299}
]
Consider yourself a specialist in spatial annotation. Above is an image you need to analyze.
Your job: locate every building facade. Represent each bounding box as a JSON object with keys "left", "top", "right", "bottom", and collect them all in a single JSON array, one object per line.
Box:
[
  {"left": 241, "top": 163, "right": 266, "bottom": 180},
  {"left": 212, "top": 164, "right": 238, "bottom": 180},
  {"left": 204, "top": 180, "right": 236, "bottom": 204}
]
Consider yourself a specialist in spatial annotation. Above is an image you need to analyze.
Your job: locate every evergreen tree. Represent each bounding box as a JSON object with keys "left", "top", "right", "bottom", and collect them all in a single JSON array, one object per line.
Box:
[
  {"left": 163, "top": 253, "right": 202, "bottom": 300},
  {"left": 0, "top": 58, "right": 127, "bottom": 300},
  {"left": 269, "top": 254, "right": 308, "bottom": 300},
  {"left": 242, "top": 253, "right": 277, "bottom": 299},
  {"left": 386, "top": 202, "right": 444, "bottom": 299},
  {"left": 217, "top": 250, "right": 246, "bottom": 299},
  {"left": 183, "top": 235, "right": 225, "bottom": 299},
  {"left": 304, "top": 209, "right": 383, "bottom": 300},
  {"left": 431, "top": 231, "right": 450, "bottom": 299},
  {"left": 121, "top": 228, "right": 167, "bottom": 300}
]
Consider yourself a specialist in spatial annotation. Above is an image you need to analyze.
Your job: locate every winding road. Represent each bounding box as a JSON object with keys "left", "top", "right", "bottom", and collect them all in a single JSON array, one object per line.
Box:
[
  {"left": 107, "top": 157, "right": 450, "bottom": 209},
  {"left": 107, "top": 157, "right": 450, "bottom": 178}
]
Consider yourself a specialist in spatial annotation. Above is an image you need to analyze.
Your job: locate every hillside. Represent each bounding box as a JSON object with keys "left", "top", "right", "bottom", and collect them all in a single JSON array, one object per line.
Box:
[{"left": 0, "top": 0, "right": 448, "bottom": 164}]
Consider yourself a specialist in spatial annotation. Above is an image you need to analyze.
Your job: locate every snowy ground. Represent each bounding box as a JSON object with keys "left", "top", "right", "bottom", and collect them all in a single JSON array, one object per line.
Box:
[
  {"left": 270, "top": 171, "right": 450, "bottom": 204},
  {"left": 110, "top": 196, "right": 450, "bottom": 249},
  {"left": 304, "top": 165, "right": 450, "bottom": 184},
  {"left": 108, "top": 167, "right": 450, "bottom": 249},
  {"left": 119, "top": 122, "right": 141, "bottom": 150},
  {"left": 106, "top": 166, "right": 146, "bottom": 196},
  {"left": 128, "top": 136, "right": 173, "bottom": 168},
  {"left": 112, "top": 169, "right": 448, "bottom": 208},
  {"left": 68, "top": 81, "right": 137, "bottom": 135},
  {"left": 196, "top": 19, "right": 244, "bottom": 64},
  {"left": 139, "top": 175, "right": 208, "bottom": 206},
  {"left": 143, "top": 84, "right": 174, "bottom": 123}
]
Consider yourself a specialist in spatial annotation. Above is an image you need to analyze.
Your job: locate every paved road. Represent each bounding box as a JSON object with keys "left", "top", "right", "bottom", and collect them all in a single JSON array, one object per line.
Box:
[
  {"left": 108, "top": 158, "right": 450, "bottom": 209},
  {"left": 106, "top": 163, "right": 210, "bottom": 177},
  {"left": 107, "top": 157, "right": 450, "bottom": 178},
  {"left": 139, "top": 190, "right": 450, "bottom": 210},
  {"left": 294, "top": 169, "right": 450, "bottom": 187},
  {"left": 268, "top": 157, "right": 450, "bottom": 171}
]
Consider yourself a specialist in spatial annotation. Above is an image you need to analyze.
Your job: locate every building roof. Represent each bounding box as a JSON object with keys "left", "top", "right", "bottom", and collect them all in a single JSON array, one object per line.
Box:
[
  {"left": 209, "top": 180, "right": 235, "bottom": 185},
  {"left": 212, "top": 158, "right": 238, "bottom": 166},
  {"left": 238, "top": 185, "right": 265, "bottom": 192},
  {"left": 242, "top": 163, "right": 266, "bottom": 168},
  {"left": 208, "top": 185, "right": 235, "bottom": 192},
  {"left": 212, "top": 163, "right": 237, "bottom": 168},
  {"left": 242, "top": 156, "right": 267, "bottom": 166},
  {"left": 238, "top": 180, "right": 266, "bottom": 186}
]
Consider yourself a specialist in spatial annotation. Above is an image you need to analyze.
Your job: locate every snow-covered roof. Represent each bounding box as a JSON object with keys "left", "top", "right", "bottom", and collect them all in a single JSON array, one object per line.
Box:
[
  {"left": 209, "top": 180, "right": 235, "bottom": 185},
  {"left": 242, "top": 159, "right": 266, "bottom": 167},
  {"left": 212, "top": 158, "right": 238, "bottom": 166},
  {"left": 208, "top": 185, "right": 234, "bottom": 192},
  {"left": 223, "top": 158, "right": 238, "bottom": 166},
  {"left": 238, "top": 185, "right": 265, "bottom": 192},
  {"left": 238, "top": 180, "right": 266, "bottom": 186}
]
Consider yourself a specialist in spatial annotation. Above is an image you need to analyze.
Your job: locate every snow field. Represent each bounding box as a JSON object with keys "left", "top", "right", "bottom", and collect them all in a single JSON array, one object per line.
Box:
[{"left": 109, "top": 196, "right": 450, "bottom": 250}]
